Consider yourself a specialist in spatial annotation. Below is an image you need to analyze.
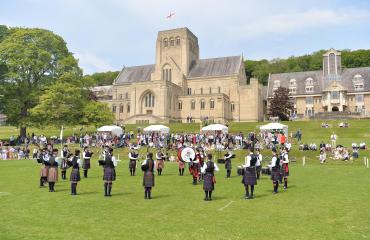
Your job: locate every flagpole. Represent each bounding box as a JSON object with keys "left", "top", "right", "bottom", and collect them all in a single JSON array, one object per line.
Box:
[{"left": 60, "top": 126, "right": 64, "bottom": 156}]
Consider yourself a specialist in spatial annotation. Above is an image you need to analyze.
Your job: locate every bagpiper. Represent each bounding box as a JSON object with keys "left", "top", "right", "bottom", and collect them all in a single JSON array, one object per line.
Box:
[
  {"left": 82, "top": 146, "right": 93, "bottom": 178},
  {"left": 156, "top": 148, "right": 165, "bottom": 176},
  {"left": 224, "top": 149, "right": 233, "bottom": 178},
  {"left": 242, "top": 149, "right": 257, "bottom": 199},
  {"left": 201, "top": 153, "right": 219, "bottom": 201},
  {"left": 60, "top": 145, "right": 70, "bottom": 180},
  {"left": 128, "top": 147, "right": 138, "bottom": 176},
  {"left": 47, "top": 149, "right": 59, "bottom": 192},
  {"left": 141, "top": 152, "right": 155, "bottom": 199},
  {"left": 69, "top": 150, "right": 81, "bottom": 196},
  {"left": 280, "top": 148, "right": 289, "bottom": 190},
  {"left": 268, "top": 150, "right": 281, "bottom": 194},
  {"left": 39, "top": 148, "right": 49, "bottom": 187},
  {"left": 255, "top": 149, "right": 262, "bottom": 180},
  {"left": 100, "top": 147, "right": 117, "bottom": 197}
]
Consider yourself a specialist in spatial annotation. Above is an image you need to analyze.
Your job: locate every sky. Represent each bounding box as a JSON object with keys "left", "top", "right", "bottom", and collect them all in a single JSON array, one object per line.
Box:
[{"left": 1, "top": 0, "right": 370, "bottom": 74}]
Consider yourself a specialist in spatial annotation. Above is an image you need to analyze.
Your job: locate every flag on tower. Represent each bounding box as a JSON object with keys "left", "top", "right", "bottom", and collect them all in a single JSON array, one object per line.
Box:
[{"left": 166, "top": 11, "right": 175, "bottom": 19}]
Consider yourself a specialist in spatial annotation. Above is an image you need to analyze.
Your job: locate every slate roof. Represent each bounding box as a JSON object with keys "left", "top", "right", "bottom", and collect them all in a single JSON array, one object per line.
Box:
[
  {"left": 113, "top": 56, "right": 242, "bottom": 85},
  {"left": 268, "top": 67, "right": 370, "bottom": 97}
]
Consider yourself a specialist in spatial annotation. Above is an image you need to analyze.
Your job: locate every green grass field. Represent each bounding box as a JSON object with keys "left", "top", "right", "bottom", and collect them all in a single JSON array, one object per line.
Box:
[{"left": 1, "top": 120, "right": 370, "bottom": 240}]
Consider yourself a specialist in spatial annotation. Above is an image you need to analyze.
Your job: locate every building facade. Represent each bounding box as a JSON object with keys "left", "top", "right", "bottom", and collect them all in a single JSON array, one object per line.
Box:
[
  {"left": 93, "top": 27, "right": 263, "bottom": 124},
  {"left": 267, "top": 49, "right": 370, "bottom": 118}
]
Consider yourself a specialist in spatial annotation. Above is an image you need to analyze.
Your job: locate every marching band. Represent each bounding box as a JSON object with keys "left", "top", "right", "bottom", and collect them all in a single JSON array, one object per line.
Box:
[{"left": 35, "top": 143, "right": 292, "bottom": 201}]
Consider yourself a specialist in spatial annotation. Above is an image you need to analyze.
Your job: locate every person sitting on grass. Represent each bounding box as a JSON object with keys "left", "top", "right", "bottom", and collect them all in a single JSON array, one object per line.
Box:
[{"left": 319, "top": 150, "right": 326, "bottom": 164}]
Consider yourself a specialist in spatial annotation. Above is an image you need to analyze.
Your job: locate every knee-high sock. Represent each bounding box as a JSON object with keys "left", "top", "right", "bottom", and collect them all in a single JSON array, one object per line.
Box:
[
  {"left": 245, "top": 185, "right": 249, "bottom": 196},
  {"left": 205, "top": 191, "right": 209, "bottom": 199},
  {"left": 108, "top": 183, "right": 112, "bottom": 196},
  {"left": 40, "top": 178, "right": 44, "bottom": 187},
  {"left": 251, "top": 185, "right": 254, "bottom": 197},
  {"left": 48, "top": 182, "right": 52, "bottom": 191},
  {"left": 144, "top": 188, "right": 148, "bottom": 198},
  {"left": 147, "top": 187, "right": 152, "bottom": 199},
  {"left": 71, "top": 183, "right": 74, "bottom": 194},
  {"left": 157, "top": 169, "right": 160, "bottom": 175},
  {"left": 179, "top": 168, "right": 181, "bottom": 176},
  {"left": 83, "top": 169, "right": 88, "bottom": 178},
  {"left": 209, "top": 191, "right": 213, "bottom": 199},
  {"left": 284, "top": 178, "right": 288, "bottom": 188},
  {"left": 181, "top": 168, "right": 184, "bottom": 176},
  {"left": 104, "top": 182, "right": 108, "bottom": 196},
  {"left": 74, "top": 183, "right": 77, "bottom": 194}
]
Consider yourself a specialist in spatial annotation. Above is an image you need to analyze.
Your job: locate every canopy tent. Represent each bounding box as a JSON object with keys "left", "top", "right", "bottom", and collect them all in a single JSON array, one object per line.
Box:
[
  {"left": 143, "top": 125, "right": 170, "bottom": 134},
  {"left": 260, "top": 122, "right": 288, "bottom": 136},
  {"left": 97, "top": 125, "right": 123, "bottom": 136},
  {"left": 201, "top": 124, "right": 229, "bottom": 133}
]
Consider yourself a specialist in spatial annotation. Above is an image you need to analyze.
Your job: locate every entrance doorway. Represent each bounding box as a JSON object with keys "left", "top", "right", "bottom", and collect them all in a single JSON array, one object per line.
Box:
[{"left": 332, "top": 106, "right": 339, "bottom": 112}]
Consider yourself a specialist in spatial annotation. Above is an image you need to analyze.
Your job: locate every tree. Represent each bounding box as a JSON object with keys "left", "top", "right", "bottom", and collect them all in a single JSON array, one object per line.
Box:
[
  {"left": 268, "top": 87, "right": 294, "bottom": 121},
  {"left": 0, "top": 27, "right": 80, "bottom": 137},
  {"left": 85, "top": 71, "right": 119, "bottom": 86},
  {"left": 81, "top": 101, "right": 114, "bottom": 128}
]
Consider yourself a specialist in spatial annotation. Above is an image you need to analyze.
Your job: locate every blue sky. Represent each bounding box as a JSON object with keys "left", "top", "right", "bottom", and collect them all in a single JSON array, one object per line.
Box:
[{"left": 1, "top": 0, "right": 370, "bottom": 74}]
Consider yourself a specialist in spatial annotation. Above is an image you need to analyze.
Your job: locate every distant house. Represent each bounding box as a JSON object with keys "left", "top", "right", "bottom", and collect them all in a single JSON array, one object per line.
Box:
[{"left": 0, "top": 114, "right": 7, "bottom": 125}]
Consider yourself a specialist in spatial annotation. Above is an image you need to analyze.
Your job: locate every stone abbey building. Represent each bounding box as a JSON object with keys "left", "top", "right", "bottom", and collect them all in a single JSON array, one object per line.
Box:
[
  {"left": 92, "top": 27, "right": 263, "bottom": 124},
  {"left": 267, "top": 49, "right": 370, "bottom": 118}
]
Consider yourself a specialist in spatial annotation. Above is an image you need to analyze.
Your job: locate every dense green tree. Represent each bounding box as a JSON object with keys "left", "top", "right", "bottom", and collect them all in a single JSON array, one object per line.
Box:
[
  {"left": 85, "top": 71, "right": 119, "bottom": 86},
  {"left": 268, "top": 87, "right": 294, "bottom": 121},
  {"left": 0, "top": 27, "right": 81, "bottom": 137}
]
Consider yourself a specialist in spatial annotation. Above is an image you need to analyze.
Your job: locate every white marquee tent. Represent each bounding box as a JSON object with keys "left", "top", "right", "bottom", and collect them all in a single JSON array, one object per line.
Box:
[
  {"left": 259, "top": 122, "right": 288, "bottom": 136},
  {"left": 97, "top": 125, "right": 123, "bottom": 136},
  {"left": 143, "top": 125, "right": 170, "bottom": 134},
  {"left": 201, "top": 124, "right": 229, "bottom": 133}
]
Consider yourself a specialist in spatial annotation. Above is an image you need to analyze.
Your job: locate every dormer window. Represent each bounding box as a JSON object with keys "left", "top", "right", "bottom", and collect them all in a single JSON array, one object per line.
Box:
[
  {"left": 289, "top": 79, "right": 296, "bottom": 86},
  {"left": 164, "top": 38, "right": 168, "bottom": 47},
  {"left": 289, "top": 87, "right": 296, "bottom": 94},
  {"left": 306, "top": 77, "right": 313, "bottom": 85},
  {"left": 353, "top": 74, "right": 364, "bottom": 91},
  {"left": 305, "top": 86, "right": 314, "bottom": 93},
  {"left": 273, "top": 80, "right": 280, "bottom": 89}
]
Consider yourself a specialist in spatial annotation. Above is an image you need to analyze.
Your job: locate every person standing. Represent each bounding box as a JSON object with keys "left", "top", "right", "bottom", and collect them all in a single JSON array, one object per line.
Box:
[
  {"left": 82, "top": 146, "right": 93, "bottom": 178},
  {"left": 47, "top": 149, "right": 59, "bottom": 192},
  {"left": 141, "top": 153, "right": 155, "bottom": 199},
  {"left": 69, "top": 150, "right": 81, "bottom": 196},
  {"left": 201, "top": 153, "right": 219, "bottom": 201},
  {"left": 39, "top": 149, "right": 49, "bottom": 187},
  {"left": 255, "top": 150, "right": 262, "bottom": 180},
  {"left": 280, "top": 148, "right": 289, "bottom": 190},
  {"left": 331, "top": 132, "right": 337, "bottom": 147},
  {"left": 269, "top": 150, "right": 281, "bottom": 194},
  {"left": 102, "top": 148, "right": 117, "bottom": 197},
  {"left": 60, "top": 148, "right": 70, "bottom": 181},
  {"left": 189, "top": 149, "right": 201, "bottom": 185},
  {"left": 224, "top": 150, "right": 233, "bottom": 178},
  {"left": 156, "top": 148, "right": 164, "bottom": 176},
  {"left": 242, "top": 149, "right": 257, "bottom": 199},
  {"left": 178, "top": 157, "right": 185, "bottom": 176},
  {"left": 128, "top": 148, "right": 138, "bottom": 176}
]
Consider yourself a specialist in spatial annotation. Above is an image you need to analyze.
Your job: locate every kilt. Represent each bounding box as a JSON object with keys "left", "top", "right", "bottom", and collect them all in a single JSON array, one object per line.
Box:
[
  {"left": 256, "top": 165, "right": 262, "bottom": 173},
  {"left": 225, "top": 160, "right": 232, "bottom": 170},
  {"left": 70, "top": 168, "right": 81, "bottom": 182},
  {"left": 47, "top": 167, "right": 58, "bottom": 182},
  {"left": 156, "top": 160, "right": 164, "bottom": 169},
  {"left": 103, "top": 167, "right": 116, "bottom": 181},
  {"left": 203, "top": 173, "right": 215, "bottom": 191},
  {"left": 242, "top": 167, "right": 257, "bottom": 186},
  {"left": 143, "top": 171, "right": 155, "bottom": 187},
  {"left": 129, "top": 160, "right": 136, "bottom": 169},
  {"left": 271, "top": 168, "right": 281, "bottom": 181},
  {"left": 40, "top": 165, "right": 49, "bottom": 177},
  {"left": 82, "top": 159, "right": 91, "bottom": 169},
  {"left": 178, "top": 161, "right": 185, "bottom": 169},
  {"left": 280, "top": 164, "right": 289, "bottom": 177}
]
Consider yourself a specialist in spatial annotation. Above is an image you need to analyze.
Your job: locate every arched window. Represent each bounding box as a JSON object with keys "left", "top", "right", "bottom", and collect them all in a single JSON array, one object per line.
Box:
[
  {"left": 178, "top": 101, "right": 182, "bottom": 110},
  {"left": 191, "top": 100, "right": 195, "bottom": 110},
  {"left": 112, "top": 105, "right": 116, "bottom": 113},
  {"left": 170, "top": 37, "right": 175, "bottom": 46},
  {"left": 200, "top": 99, "right": 205, "bottom": 110},
  {"left": 210, "top": 99, "right": 215, "bottom": 109},
  {"left": 306, "top": 77, "right": 313, "bottom": 85},
  {"left": 127, "top": 103, "right": 130, "bottom": 113},
  {"left": 353, "top": 74, "right": 364, "bottom": 91},
  {"left": 290, "top": 79, "right": 296, "bottom": 86},
  {"left": 162, "top": 67, "right": 172, "bottom": 82},
  {"left": 231, "top": 103, "right": 235, "bottom": 112},
  {"left": 176, "top": 36, "right": 180, "bottom": 45},
  {"left": 119, "top": 104, "right": 124, "bottom": 113},
  {"left": 144, "top": 92, "right": 155, "bottom": 107},
  {"left": 164, "top": 38, "right": 168, "bottom": 47}
]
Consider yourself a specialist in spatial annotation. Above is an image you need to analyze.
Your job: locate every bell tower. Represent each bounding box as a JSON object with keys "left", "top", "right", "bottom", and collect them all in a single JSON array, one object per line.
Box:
[
  {"left": 323, "top": 49, "right": 342, "bottom": 81},
  {"left": 150, "top": 27, "right": 199, "bottom": 86}
]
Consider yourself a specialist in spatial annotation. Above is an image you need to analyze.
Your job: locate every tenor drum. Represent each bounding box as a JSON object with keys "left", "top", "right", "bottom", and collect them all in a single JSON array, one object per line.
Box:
[{"left": 178, "top": 147, "right": 195, "bottom": 163}]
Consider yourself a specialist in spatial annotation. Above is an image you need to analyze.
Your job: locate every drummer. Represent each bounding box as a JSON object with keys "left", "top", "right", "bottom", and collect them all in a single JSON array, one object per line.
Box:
[{"left": 189, "top": 148, "right": 201, "bottom": 185}]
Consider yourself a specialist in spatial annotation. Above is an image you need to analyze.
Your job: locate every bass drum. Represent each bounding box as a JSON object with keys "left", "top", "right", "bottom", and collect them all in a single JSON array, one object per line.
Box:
[{"left": 177, "top": 147, "right": 195, "bottom": 163}]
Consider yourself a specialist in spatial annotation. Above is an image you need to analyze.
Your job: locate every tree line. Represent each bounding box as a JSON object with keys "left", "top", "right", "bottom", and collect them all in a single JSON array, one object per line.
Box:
[{"left": 0, "top": 25, "right": 114, "bottom": 137}]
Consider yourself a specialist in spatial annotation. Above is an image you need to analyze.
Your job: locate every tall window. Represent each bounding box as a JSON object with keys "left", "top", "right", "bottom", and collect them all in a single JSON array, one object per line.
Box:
[
  {"left": 164, "top": 38, "right": 168, "bottom": 47},
  {"left": 162, "top": 68, "right": 172, "bottom": 82},
  {"left": 210, "top": 99, "right": 215, "bottom": 109},
  {"left": 200, "top": 88, "right": 203, "bottom": 94},
  {"left": 127, "top": 103, "right": 130, "bottom": 113},
  {"left": 187, "top": 88, "right": 192, "bottom": 95},
  {"left": 191, "top": 100, "right": 195, "bottom": 110},
  {"left": 170, "top": 38, "right": 174, "bottom": 46},
  {"left": 176, "top": 36, "right": 180, "bottom": 45},
  {"left": 178, "top": 101, "right": 182, "bottom": 110},
  {"left": 331, "top": 91, "right": 339, "bottom": 100},
  {"left": 125, "top": 93, "right": 129, "bottom": 99},
  {"left": 119, "top": 94, "right": 123, "bottom": 99},
  {"left": 200, "top": 99, "right": 205, "bottom": 110},
  {"left": 218, "top": 87, "right": 221, "bottom": 93},
  {"left": 112, "top": 105, "right": 116, "bottom": 113},
  {"left": 231, "top": 103, "right": 235, "bottom": 112},
  {"left": 356, "top": 94, "right": 364, "bottom": 103},
  {"left": 145, "top": 93, "right": 155, "bottom": 107},
  {"left": 119, "top": 105, "right": 124, "bottom": 113},
  {"left": 306, "top": 97, "right": 313, "bottom": 104},
  {"left": 209, "top": 87, "right": 212, "bottom": 94}
]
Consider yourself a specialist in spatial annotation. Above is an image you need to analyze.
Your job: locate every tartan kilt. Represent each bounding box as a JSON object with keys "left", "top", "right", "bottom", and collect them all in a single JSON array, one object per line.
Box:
[
  {"left": 271, "top": 168, "right": 281, "bottom": 181},
  {"left": 47, "top": 167, "right": 58, "bottom": 182},
  {"left": 82, "top": 159, "right": 91, "bottom": 169},
  {"left": 103, "top": 167, "right": 116, "bottom": 181},
  {"left": 70, "top": 168, "right": 81, "bottom": 182},
  {"left": 143, "top": 171, "right": 155, "bottom": 187},
  {"left": 256, "top": 166, "right": 262, "bottom": 172},
  {"left": 242, "top": 167, "right": 257, "bottom": 186},
  {"left": 40, "top": 166, "right": 49, "bottom": 177},
  {"left": 280, "top": 168, "right": 289, "bottom": 177},
  {"left": 129, "top": 160, "right": 136, "bottom": 169},
  {"left": 156, "top": 160, "right": 164, "bottom": 169},
  {"left": 225, "top": 161, "right": 232, "bottom": 170},
  {"left": 203, "top": 173, "right": 215, "bottom": 191}
]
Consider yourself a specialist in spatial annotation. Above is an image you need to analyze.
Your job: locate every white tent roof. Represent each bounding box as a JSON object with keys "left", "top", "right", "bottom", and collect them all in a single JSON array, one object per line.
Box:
[
  {"left": 97, "top": 125, "right": 123, "bottom": 136},
  {"left": 143, "top": 125, "right": 170, "bottom": 133},
  {"left": 260, "top": 122, "right": 288, "bottom": 130},
  {"left": 201, "top": 124, "right": 228, "bottom": 133}
]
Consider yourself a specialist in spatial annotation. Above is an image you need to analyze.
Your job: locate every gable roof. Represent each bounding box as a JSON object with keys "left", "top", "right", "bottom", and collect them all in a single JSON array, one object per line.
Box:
[
  {"left": 188, "top": 56, "right": 242, "bottom": 78},
  {"left": 114, "top": 64, "right": 155, "bottom": 85}
]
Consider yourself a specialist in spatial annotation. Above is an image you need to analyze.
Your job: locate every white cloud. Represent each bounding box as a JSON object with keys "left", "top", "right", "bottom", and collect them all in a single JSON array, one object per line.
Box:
[{"left": 74, "top": 52, "right": 114, "bottom": 74}]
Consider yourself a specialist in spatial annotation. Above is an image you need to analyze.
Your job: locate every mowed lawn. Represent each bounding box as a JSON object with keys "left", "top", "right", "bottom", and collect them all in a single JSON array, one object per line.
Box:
[{"left": 0, "top": 120, "right": 370, "bottom": 240}]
